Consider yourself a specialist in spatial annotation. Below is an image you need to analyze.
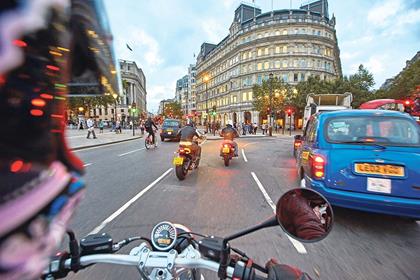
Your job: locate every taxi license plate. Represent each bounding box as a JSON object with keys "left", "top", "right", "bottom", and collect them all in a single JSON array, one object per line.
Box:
[
  {"left": 173, "top": 157, "right": 184, "bottom": 166},
  {"left": 222, "top": 147, "right": 230, "bottom": 153},
  {"left": 167, "top": 129, "right": 173, "bottom": 132},
  {"left": 354, "top": 163, "right": 404, "bottom": 177}
]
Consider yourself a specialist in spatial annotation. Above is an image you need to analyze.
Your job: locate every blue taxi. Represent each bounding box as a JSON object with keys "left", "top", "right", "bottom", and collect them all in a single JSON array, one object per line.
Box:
[{"left": 296, "top": 110, "right": 420, "bottom": 219}]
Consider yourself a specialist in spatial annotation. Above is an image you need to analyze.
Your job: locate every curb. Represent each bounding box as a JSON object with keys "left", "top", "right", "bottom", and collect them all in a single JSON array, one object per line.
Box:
[{"left": 71, "top": 136, "right": 142, "bottom": 151}]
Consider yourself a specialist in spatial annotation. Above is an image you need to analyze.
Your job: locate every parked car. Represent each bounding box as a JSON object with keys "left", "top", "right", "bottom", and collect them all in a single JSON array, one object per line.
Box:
[
  {"left": 295, "top": 110, "right": 420, "bottom": 219},
  {"left": 160, "top": 119, "right": 182, "bottom": 141}
]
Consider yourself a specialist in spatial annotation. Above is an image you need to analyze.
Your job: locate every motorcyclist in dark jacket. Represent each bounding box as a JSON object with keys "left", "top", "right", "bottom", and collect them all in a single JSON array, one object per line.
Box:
[
  {"left": 176, "top": 120, "right": 202, "bottom": 160},
  {"left": 220, "top": 122, "right": 239, "bottom": 156}
]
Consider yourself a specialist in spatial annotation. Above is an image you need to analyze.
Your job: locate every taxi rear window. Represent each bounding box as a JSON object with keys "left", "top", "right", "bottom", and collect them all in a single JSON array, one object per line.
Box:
[{"left": 325, "top": 116, "right": 420, "bottom": 146}]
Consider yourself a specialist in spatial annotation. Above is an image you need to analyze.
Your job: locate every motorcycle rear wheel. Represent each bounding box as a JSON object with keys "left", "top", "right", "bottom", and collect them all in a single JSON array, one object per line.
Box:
[
  {"left": 224, "top": 155, "right": 230, "bottom": 167},
  {"left": 175, "top": 160, "right": 188, "bottom": 180}
]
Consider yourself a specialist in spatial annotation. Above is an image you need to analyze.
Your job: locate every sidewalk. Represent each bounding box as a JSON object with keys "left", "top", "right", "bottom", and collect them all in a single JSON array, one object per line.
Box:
[{"left": 67, "top": 128, "right": 142, "bottom": 150}]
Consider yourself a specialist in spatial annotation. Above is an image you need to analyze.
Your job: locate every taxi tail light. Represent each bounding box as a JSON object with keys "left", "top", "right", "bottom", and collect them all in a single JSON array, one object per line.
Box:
[{"left": 311, "top": 155, "right": 325, "bottom": 179}]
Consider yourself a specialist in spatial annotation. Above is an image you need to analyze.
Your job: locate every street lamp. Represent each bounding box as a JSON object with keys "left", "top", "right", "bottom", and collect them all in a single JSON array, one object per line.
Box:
[{"left": 268, "top": 73, "right": 274, "bottom": 136}]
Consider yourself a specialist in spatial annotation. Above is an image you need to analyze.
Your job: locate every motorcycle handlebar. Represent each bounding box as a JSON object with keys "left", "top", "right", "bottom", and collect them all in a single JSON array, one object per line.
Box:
[{"left": 45, "top": 253, "right": 245, "bottom": 279}]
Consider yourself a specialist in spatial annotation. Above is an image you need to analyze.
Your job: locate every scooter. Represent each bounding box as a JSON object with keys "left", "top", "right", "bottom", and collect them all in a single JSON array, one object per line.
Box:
[
  {"left": 220, "top": 140, "right": 237, "bottom": 167},
  {"left": 43, "top": 188, "right": 334, "bottom": 280}
]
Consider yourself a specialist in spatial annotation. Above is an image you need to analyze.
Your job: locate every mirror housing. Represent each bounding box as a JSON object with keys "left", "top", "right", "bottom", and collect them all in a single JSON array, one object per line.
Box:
[{"left": 276, "top": 188, "right": 333, "bottom": 242}]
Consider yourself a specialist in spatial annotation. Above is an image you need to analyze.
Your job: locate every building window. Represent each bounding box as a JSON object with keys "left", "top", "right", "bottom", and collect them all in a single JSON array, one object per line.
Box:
[
  {"left": 275, "top": 30, "right": 280, "bottom": 36},
  {"left": 242, "top": 52, "right": 247, "bottom": 60},
  {"left": 257, "top": 62, "right": 262, "bottom": 70},
  {"left": 264, "top": 47, "right": 269, "bottom": 55},
  {"left": 294, "top": 73, "right": 298, "bottom": 82},
  {"left": 282, "top": 74, "right": 288, "bottom": 82},
  {"left": 242, "top": 92, "right": 248, "bottom": 101},
  {"left": 111, "top": 109, "right": 114, "bottom": 114},
  {"left": 275, "top": 60, "right": 280, "bottom": 68},
  {"left": 300, "top": 73, "right": 305, "bottom": 81},
  {"left": 264, "top": 61, "right": 270, "bottom": 69},
  {"left": 282, "top": 60, "right": 288, "bottom": 68},
  {"left": 257, "top": 48, "right": 262, "bottom": 56},
  {"left": 257, "top": 74, "right": 262, "bottom": 85},
  {"left": 248, "top": 91, "right": 253, "bottom": 100},
  {"left": 282, "top": 29, "right": 288, "bottom": 35},
  {"left": 121, "top": 109, "right": 124, "bottom": 113},
  {"left": 293, "top": 59, "right": 298, "bottom": 67},
  {"left": 282, "top": 45, "right": 287, "bottom": 53}
]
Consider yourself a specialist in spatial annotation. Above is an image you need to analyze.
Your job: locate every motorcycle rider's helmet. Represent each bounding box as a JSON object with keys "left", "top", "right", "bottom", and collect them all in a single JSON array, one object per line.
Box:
[
  {"left": 226, "top": 120, "right": 233, "bottom": 127},
  {"left": 0, "top": 1, "right": 119, "bottom": 279}
]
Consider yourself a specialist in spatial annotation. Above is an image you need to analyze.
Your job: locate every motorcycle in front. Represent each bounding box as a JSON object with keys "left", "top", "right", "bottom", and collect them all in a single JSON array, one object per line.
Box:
[
  {"left": 220, "top": 140, "right": 237, "bottom": 166},
  {"left": 42, "top": 188, "right": 334, "bottom": 280},
  {"left": 173, "top": 139, "right": 202, "bottom": 181}
]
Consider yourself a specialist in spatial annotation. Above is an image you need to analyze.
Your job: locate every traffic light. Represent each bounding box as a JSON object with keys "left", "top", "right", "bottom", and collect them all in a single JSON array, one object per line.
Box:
[
  {"left": 404, "top": 99, "right": 411, "bottom": 106},
  {"left": 287, "top": 108, "right": 292, "bottom": 116}
]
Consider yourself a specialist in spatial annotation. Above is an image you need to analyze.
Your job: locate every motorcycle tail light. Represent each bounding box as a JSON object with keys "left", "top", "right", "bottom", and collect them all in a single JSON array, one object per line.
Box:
[
  {"left": 311, "top": 155, "right": 325, "bottom": 179},
  {"left": 223, "top": 144, "right": 230, "bottom": 148},
  {"left": 294, "top": 141, "right": 302, "bottom": 148},
  {"left": 179, "top": 147, "right": 191, "bottom": 154}
]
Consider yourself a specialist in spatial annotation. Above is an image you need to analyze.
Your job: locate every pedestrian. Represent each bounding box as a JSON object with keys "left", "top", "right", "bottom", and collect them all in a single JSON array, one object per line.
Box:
[
  {"left": 86, "top": 117, "right": 97, "bottom": 139},
  {"left": 253, "top": 123, "right": 257, "bottom": 134},
  {"left": 242, "top": 122, "right": 246, "bottom": 135},
  {"left": 116, "top": 120, "right": 122, "bottom": 134},
  {"left": 98, "top": 119, "right": 104, "bottom": 133}
]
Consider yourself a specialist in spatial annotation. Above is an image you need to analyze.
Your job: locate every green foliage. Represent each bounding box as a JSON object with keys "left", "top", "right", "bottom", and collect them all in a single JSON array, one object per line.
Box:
[
  {"left": 163, "top": 101, "right": 182, "bottom": 118},
  {"left": 386, "top": 59, "right": 420, "bottom": 99},
  {"left": 252, "top": 77, "right": 293, "bottom": 116},
  {"left": 294, "top": 64, "right": 376, "bottom": 110}
]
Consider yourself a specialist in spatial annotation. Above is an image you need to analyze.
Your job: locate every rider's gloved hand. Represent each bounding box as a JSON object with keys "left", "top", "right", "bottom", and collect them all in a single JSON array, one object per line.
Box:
[{"left": 266, "top": 259, "right": 313, "bottom": 280}]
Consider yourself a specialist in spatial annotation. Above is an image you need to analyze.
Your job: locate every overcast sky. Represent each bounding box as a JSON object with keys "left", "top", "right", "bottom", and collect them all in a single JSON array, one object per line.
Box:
[{"left": 104, "top": 0, "right": 420, "bottom": 113}]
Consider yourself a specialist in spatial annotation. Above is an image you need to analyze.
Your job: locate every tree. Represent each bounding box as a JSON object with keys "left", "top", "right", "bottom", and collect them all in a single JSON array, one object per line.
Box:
[
  {"left": 163, "top": 102, "right": 182, "bottom": 118},
  {"left": 294, "top": 64, "right": 376, "bottom": 110},
  {"left": 387, "top": 59, "right": 420, "bottom": 99},
  {"left": 252, "top": 77, "right": 292, "bottom": 118}
]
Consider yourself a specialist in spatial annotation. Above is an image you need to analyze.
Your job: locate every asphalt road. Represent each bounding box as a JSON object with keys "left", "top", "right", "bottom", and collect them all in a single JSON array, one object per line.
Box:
[{"left": 67, "top": 136, "right": 420, "bottom": 280}]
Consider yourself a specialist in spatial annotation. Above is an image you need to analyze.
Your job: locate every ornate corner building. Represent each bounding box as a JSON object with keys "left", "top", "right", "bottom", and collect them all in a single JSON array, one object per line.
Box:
[{"left": 195, "top": 0, "right": 342, "bottom": 125}]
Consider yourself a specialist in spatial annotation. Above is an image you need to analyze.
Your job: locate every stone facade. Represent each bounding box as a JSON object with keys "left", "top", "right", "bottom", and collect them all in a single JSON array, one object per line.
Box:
[{"left": 195, "top": 1, "right": 342, "bottom": 126}]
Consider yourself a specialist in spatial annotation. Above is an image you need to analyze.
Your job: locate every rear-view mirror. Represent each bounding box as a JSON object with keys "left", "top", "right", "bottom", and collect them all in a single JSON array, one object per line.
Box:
[{"left": 276, "top": 188, "right": 333, "bottom": 242}]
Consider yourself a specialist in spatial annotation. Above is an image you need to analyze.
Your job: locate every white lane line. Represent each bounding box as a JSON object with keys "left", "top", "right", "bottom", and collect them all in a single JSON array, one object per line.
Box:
[
  {"left": 89, "top": 168, "right": 173, "bottom": 235},
  {"left": 83, "top": 163, "right": 93, "bottom": 167},
  {"left": 241, "top": 149, "right": 248, "bottom": 162},
  {"left": 118, "top": 148, "right": 145, "bottom": 157},
  {"left": 250, "top": 172, "right": 307, "bottom": 254}
]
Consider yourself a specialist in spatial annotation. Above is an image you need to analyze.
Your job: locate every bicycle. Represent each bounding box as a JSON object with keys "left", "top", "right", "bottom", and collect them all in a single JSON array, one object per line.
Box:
[{"left": 145, "top": 131, "right": 158, "bottom": 149}]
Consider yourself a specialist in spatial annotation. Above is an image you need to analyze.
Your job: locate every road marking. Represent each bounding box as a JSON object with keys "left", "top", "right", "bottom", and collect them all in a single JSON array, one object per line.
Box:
[
  {"left": 250, "top": 172, "right": 307, "bottom": 254},
  {"left": 241, "top": 149, "right": 248, "bottom": 162},
  {"left": 242, "top": 142, "right": 256, "bottom": 148},
  {"left": 83, "top": 163, "right": 92, "bottom": 167},
  {"left": 118, "top": 148, "right": 145, "bottom": 157},
  {"left": 89, "top": 168, "right": 173, "bottom": 235},
  {"left": 201, "top": 139, "right": 208, "bottom": 145}
]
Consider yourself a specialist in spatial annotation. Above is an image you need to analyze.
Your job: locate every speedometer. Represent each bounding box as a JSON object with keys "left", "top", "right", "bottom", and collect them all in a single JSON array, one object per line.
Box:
[{"left": 151, "top": 221, "right": 177, "bottom": 251}]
